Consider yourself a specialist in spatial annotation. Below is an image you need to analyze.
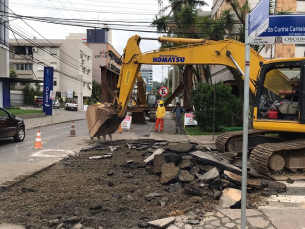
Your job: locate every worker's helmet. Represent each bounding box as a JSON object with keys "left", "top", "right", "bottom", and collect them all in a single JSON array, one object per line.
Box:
[
  {"left": 159, "top": 101, "right": 164, "bottom": 105},
  {"left": 97, "top": 102, "right": 101, "bottom": 105}
]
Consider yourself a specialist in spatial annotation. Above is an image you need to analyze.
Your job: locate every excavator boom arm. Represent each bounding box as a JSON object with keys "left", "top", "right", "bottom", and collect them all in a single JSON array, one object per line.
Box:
[{"left": 116, "top": 35, "right": 290, "bottom": 117}]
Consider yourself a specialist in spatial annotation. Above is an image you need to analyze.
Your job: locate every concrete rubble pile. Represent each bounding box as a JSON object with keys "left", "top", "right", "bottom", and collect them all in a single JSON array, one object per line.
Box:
[
  {"left": 78, "top": 140, "right": 288, "bottom": 229},
  {"left": 129, "top": 141, "right": 287, "bottom": 209}
]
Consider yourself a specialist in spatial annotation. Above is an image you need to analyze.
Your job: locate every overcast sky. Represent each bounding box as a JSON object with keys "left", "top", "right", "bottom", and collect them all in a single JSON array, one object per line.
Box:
[{"left": 9, "top": 0, "right": 212, "bottom": 82}]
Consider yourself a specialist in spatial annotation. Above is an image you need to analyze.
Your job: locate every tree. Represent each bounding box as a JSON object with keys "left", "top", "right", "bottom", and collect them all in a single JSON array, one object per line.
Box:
[
  {"left": 84, "top": 81, "right": 102, "bottom": 105},
  {"left": 9, "top": 69, "right": 17, "bottom": 90},
  {"left": 34, "top": 83, "right": 42, "bottom": 96},
  {"left": 191, "top": 82, "right": 242, "bottom": 131},
  {"left": 22, "top": 83, "right": 35, "bottom": 105}
]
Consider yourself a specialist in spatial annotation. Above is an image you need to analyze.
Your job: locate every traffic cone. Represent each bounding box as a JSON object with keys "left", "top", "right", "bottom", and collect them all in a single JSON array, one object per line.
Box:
[
  {"left": 69, "top": 122, "right": 77, "bottom": 137},
  {"left": 34, "top": 130, "right": 43, "bottom": 149},
  {"left": 118, "top": 124, "right": 122, "bottom": 134}
]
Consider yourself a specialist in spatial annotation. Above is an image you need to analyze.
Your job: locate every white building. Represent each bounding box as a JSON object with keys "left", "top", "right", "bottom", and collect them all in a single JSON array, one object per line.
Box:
[
  {"left": 9, "top": 38, "right": 93, "bottom": 109},
  {"left": 140, "top": 64, "right": 153, "bottom": 92}
]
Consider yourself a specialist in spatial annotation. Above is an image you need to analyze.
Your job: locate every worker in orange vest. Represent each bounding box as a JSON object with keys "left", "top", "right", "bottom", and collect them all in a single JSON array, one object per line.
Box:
[
  {"left": 118, "top": 124, "right": 122, "bottom": 133},
  {"left": 155, "top": 100, "right": 165, "bottom": 132}
]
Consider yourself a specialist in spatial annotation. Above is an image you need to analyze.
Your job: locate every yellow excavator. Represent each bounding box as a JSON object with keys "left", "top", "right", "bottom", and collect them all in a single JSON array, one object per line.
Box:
[{"left": 87, "top": 35, "right": 305, "bottom": 180}]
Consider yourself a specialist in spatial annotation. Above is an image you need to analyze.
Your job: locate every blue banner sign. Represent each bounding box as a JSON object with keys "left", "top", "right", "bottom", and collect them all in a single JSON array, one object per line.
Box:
[
  {"left": 43, "top": 67, "right": 54, "bottom": 115},
  {"left": 248, "top": 0, "right": 269, "bottom": 42},
  {"left": 252, "top": 15, "right": 305, "bottom": 44}
]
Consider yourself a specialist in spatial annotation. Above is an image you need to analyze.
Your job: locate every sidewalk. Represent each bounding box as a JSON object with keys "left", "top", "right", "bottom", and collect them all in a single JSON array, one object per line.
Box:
[{"left": 23, "top": 108, "right": 86, "bottom": 130}]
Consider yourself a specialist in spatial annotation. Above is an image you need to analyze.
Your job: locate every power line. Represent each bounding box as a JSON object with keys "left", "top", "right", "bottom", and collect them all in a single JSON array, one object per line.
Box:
[
  {"left": 47, "top": 0, "right": 83, "bottom": 33},
  {"left": 2, "top": 4, "right": 96, "bottom": 78},
  {"left": 9, "top": 2, "right": 157, "bottom": 15}
]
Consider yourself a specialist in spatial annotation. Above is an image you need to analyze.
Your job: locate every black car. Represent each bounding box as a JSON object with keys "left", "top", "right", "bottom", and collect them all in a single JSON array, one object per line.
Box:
[{"left": 0, "top": 107, "right": 25, "bottom": 142}]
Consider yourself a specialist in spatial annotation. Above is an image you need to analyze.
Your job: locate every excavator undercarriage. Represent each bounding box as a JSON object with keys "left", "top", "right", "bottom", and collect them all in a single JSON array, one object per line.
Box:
[{"left": 215, "top": 131, "right": 305, "bottom": 180}]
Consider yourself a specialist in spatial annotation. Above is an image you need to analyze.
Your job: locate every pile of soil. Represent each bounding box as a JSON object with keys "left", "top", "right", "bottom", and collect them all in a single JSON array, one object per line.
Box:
[{"left": 0, "top": 140, "right": 285, "bottom": 229}]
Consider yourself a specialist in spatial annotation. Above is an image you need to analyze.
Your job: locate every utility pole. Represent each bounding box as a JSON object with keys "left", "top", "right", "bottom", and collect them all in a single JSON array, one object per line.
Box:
[
  {"left": 167, "top": 66, "right": 170, "bottom": 90},
  {"left": 172, "top": 65, "right": 176, "bottom": 105},
  {"left": 0, "top": 0, "right": 10, "bottom": 107}
]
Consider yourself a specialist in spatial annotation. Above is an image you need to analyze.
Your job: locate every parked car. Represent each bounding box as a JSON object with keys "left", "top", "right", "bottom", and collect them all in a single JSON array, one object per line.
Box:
[
  {"left": 0, "top": 107, "right": 25, "bottom": 142},
  {"left": 34, "top": 96, "right": 43, "bottom": 107},
  {"left": 53, "top": 99, "right": 60, "bottom": 109},
  {"left": 65, "top": 101, "right": 78, "bottom": 111}
]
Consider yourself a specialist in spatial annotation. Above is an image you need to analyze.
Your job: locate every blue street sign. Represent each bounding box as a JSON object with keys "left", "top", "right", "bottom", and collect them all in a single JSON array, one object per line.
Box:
[
  {"left": 253, "top": 15, "right": 305, "bottom": 44},
  {"left": 43, "top": 67, "right": 54, "bottom": 115},
  {"left": 248, "top": 0, "right": 269, "bottom": 42},
  {"left": 147, "top": 86, "right": 152, "bottom": 91}
]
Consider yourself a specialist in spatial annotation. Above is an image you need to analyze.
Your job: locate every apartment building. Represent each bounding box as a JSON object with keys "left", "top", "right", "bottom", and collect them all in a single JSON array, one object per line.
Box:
[
  {"left": 9, "top": 38, "right": 92, "bottom": 109},
  {"left": 67, "top": 29, "right": 121, "bottom": 83}
]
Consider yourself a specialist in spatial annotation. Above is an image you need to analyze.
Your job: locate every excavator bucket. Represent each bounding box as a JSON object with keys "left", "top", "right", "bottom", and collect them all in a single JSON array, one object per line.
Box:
[{"left": 86, "top": 103, "right": 123, "bottom": 139}]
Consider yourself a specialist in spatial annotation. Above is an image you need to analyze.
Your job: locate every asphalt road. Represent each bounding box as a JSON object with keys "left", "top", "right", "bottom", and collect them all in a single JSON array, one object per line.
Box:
[{"left": 0, "top": 119, "right": 89, "bottom": 185}]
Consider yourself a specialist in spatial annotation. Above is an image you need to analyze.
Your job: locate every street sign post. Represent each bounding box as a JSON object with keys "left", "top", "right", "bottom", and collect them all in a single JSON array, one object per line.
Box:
[
  {"left": 248, "top": 0, "right": 269, "bottom": 43},
  {"left": 243, "top": 1, "right": 269, "bottom": 228},
  {"left": 158, "top": 86, "right": 169, "bottom": 97},
  {"left": 252, "top": 15, "right": 305, "bottom": 44},
  {"left": 43, "top": 67, "right": 54, "bottom": 116}
]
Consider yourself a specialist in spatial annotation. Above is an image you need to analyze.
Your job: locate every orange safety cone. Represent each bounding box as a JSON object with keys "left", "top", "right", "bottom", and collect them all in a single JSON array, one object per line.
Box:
[
  {"left": 118, "top": 124, "right": 122, "bottom": 134},
  {"left": 69, "top": 122, "right": 77, "bottom": 137},
  {"left": 34, "top": 130, "right": 43, "bottom": 149}
]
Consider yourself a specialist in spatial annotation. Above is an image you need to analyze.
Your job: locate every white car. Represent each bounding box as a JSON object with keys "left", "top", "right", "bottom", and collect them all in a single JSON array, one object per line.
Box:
[
  {"left": 65, "top": 101, "right": 78, "bottom": 111},
  {"left": 53, "top": 99, "right": 60, "bottom": 109}
]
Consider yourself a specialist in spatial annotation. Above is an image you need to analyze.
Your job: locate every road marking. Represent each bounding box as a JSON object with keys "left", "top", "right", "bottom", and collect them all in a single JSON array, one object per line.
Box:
[
  {"left": 31, "top": 149, "right": 75, "bottom": 158},
  {"left": 14, "top": 144, "right": 21, "bottom": 154}
]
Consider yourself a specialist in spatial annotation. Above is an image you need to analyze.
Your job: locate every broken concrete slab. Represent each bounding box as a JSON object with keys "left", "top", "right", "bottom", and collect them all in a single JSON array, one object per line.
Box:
[
  {"left": 261, "top": 180, "right": 287, "bottom": 193},
  {"left": 164, "top": 143, "right": 195, "bottom": 154},
  {"left": 154, "top": 154, "right": 165, "bottom": 174},
  {"left": 178, "top": 170, "right": 195, "bottom": 182},
  {"left": 190, "top": 151, "right": 268, "bottom": 179},
  {"left": 219, "top": 188, "right": 241, "bottom": 208},
  {"left": 147, "top": 217, "right": 175, "bottom": 229},
  {"left": 178, "top": 160, "right": 192, "bottom": 170},
  {"left": 144, "top": 149, "right": 164, "bottom": 164},
  {"left": 164, "top": 182, "right": 182, "bottom": 193},
  {"left": 223, "top": 170, "right": 262, "bottom": 189},
  {"left": 199, "top": 167, "right": 219, "bottom": 182},
  {"left": 160, "top": 163, "right": 179, "bottom": 184},
  {"left": 145, "top": 193, "right": 162, "bottom": 201},
  {"left": 89, "top": 154, "right": 112, "bottom": 160}
]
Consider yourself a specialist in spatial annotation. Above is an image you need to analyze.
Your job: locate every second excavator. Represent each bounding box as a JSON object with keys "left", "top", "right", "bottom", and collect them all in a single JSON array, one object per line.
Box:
[{"left": 86, "top": 35, "right": 305, "bottom": 180}]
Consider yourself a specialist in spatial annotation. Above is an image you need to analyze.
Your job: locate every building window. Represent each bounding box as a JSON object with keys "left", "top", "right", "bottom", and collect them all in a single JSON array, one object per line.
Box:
[
  {"left": 50, "top": 47, "right": 57, "bottom": 55},
  {"left": 15, "top": 63, "right": 33, "bottom": 70},
  {"left": 54, "top": 81, "right": 57, "bottom": 86},
  {"left": 15, "top": 46, "right": 33, "bottom": 55}
]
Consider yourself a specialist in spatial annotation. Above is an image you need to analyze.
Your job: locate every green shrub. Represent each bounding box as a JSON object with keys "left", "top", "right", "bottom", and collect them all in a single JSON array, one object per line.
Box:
[{"left": 191, "top": 82, "right": 242, "bottom": 131}]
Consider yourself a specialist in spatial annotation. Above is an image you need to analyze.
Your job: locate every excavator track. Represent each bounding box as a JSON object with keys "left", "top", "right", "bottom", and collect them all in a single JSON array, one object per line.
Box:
[
  {"left": 250, "top": 139, "right": 305, "bottom": 180},
  {"left": 215, "top": 129, "right": 269, "bottom": 152}
]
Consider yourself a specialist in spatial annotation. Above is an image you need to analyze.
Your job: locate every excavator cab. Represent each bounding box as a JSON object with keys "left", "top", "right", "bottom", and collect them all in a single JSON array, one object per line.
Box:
[{"left": 255, "top": 60, "right": 303, "bottom": 123}]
